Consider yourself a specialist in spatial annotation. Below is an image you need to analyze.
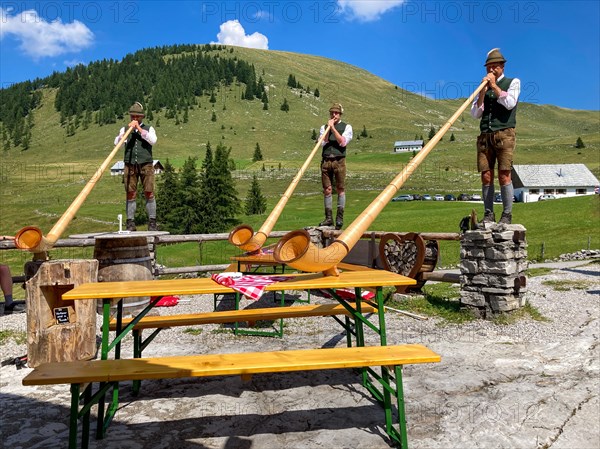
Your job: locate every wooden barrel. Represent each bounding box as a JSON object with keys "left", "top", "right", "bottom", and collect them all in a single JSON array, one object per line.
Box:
[{"left": 94, "top": 235, "right": 153, "bottom": 316}]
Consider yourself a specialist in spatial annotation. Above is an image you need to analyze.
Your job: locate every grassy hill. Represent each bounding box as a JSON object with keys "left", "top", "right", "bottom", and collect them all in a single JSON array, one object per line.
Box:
[{"left": 1, "top": 45, "right": 599, "bottom": 276}]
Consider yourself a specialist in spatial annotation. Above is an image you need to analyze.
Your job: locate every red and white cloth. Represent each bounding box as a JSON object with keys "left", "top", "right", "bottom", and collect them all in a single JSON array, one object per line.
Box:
[
  {"left": 211, "top": 272, "right": 292, "bottom": 300},
  {"left": 319, "top": 288, "right": 375, "bottom": 301}
]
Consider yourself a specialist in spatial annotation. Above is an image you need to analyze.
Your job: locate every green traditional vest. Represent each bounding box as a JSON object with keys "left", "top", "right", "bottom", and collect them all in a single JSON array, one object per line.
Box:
[
  {"left": 124, "top": 123, "right": 153, "bottom": 165},
  {"left": 322, "top": 121, "right": 348, "bottom": 158},
  {"left": 480, "top": 77, "right": 517, "bottom": 132}
]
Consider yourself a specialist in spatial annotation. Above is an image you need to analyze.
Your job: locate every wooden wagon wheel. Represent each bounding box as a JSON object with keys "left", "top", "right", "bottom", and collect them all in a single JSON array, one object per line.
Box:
[{"left": 379, "top": 233, "right": 426, "bottom": 293}]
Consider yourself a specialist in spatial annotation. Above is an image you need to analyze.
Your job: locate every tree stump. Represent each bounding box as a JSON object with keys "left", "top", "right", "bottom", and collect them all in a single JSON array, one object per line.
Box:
[{"left": 26, "top": 259, "right": 98, "bottom": 368}]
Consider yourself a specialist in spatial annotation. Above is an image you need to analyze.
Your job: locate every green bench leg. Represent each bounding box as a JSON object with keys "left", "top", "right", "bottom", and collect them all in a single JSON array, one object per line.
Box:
[
  {"left": 69, "top": 384, "right": 80, "bottom": 449},
  {"left": 395, "top": 365, "right": 409, "bottom": 449}
]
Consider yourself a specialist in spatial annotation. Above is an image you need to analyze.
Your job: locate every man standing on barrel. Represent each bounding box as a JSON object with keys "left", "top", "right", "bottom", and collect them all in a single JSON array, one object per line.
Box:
[
  {"left": 318, "top": 103, "right": 353, "bottom": 230},
  {"left": 471, "top": 48, "right": 520, "bottom": 225},
  {"left": 115, "top": 102, "right": 158, "bottom": 231}
]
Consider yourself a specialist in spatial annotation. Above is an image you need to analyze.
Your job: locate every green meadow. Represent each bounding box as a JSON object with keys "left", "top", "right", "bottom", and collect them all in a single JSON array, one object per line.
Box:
[{"left": 1, "top": 45, "right": 599, "bottom": 284}]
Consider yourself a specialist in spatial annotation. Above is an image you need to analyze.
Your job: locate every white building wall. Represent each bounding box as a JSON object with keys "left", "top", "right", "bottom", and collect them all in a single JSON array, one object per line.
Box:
[{"left": 517, "top": 186, "right": 596, "bottom": 202}]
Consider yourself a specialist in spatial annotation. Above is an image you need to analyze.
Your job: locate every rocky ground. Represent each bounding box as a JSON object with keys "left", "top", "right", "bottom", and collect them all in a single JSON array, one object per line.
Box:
[{"left": 0, "top": 261, "right": 598, "bottom": 449}]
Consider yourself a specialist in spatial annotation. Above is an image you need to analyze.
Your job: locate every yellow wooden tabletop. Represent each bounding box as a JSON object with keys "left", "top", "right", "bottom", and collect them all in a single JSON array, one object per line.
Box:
[{"left": 62, "top": 270, "right": 416, "bottom": 300}]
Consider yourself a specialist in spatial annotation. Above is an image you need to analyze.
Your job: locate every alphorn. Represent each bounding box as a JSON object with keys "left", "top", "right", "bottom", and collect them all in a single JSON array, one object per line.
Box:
[
  {"left": 274, "top": 81, "right": 488, "bottom": 276},
  {"left": 228, "top": 125, "right": 332, "bottom": 253},
  {"left": 14, "top": 126, "right": 135, "bottom": 253}
]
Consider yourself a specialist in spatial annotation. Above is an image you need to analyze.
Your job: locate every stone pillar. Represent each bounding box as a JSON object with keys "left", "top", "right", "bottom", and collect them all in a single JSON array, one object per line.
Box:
[{"left": 459, "top": 224, "right": 528, "bottom": 318}]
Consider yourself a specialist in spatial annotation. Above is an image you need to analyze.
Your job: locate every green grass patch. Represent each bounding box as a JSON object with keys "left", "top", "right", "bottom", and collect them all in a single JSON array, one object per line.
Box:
[
  {"left": 0, "top": 329, "right": 27, "bottom": 345},
  {"left": 386, "top": 283, "right": 475, "bottom": 324},
  {"left": 182, "top": 328, "right": 203, "bottom": 336},
  {"left": 0, "top": 47, "right": 598, "bottom": 276},
  {"left": 527, "top": 267, "right": 554, "bottom": 277},
  {"left": 492, "top": 302, "right": 549, "bottom": 325},
  {"left": 541, "top": 279, "right": 594, "bottom": 291}
]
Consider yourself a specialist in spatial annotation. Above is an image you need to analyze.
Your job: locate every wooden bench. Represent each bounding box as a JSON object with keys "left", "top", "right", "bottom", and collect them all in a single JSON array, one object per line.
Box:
[
  {"left": 108, "top": 303, "right": 378, "bottom": 359},
  {"left": 23, "top": 344, "right": 441, "bottom": 449}
]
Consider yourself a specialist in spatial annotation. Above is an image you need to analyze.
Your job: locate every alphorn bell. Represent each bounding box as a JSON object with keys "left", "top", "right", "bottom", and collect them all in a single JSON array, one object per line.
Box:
[
  {"left": 228, "top": 125, "right": 332, "bottom": 253},
  {"left": 14, "top": 126, "right": 135, "bottom": 253},
  {"left": 274, "top": 81, "right": 488, "bottom": 276}
]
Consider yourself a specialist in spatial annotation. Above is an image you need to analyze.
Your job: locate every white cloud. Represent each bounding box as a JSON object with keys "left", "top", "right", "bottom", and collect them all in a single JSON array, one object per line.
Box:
[
  {"left": 63, "top": 59, "right": 84, "bottom": 68},
  {"left": 0, "top": 7, "right": 93, "bottom": 59},
  {"left": 212, "top": 20, "right": 268, "bottom": 49},
  {"left": 337, "top": 0, "right": 405, "bottom": 22}
]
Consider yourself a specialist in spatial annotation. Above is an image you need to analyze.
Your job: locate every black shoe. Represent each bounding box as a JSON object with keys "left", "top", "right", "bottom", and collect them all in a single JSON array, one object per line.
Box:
[
  {"left": 498, "top": 212, "right": 512, "bottom": 224},
  {"left": 148, "top": 219, "right": 158, "bottom": 232},
  {"left": 480, "top": 209, "right": 495, "bottom": 224},
  {"left": 335, "top": 207, "right": 344, "bottom": 230},
  {"left": 319, "top": 208, "right": 333, "bottom": 227},
  {"left": 4, "top": 302, "right": 26, "bottom": 314},
  {"left": 126, "top": 219, "right": 137, "bottom": 232}
]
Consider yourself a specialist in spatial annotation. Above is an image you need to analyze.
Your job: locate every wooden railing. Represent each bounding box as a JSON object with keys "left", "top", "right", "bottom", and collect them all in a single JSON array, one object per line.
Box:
[{"left": 0, "top": 230, "right": 462, "bottom": 279}]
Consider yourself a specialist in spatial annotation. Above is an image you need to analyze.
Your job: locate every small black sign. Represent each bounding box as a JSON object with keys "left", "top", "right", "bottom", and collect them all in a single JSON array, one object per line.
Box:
[{"left": 54, "top": 307, "right": 70, "bottom": 324}]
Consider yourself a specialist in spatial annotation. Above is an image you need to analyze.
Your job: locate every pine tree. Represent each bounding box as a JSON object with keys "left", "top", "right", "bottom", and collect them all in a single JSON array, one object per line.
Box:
[
  {"left": 200, "top": 142, "right": 240, "bottom": 231},
  {"left": 156, "top": 159, "right": 181, "bottom": 232},
  {"left": 21, "top": 127, "right": 31, "bottom": 150},
  {"left": 314, "top": 87, "right": 320, "bottom": 98},
  {"left": 211, "top": 111, "right": 217, "bottom": 122},
  {"left": 2, "top": 127, "right": 10, "bottom": 152},
  {"left": 175, "top": 156, "right": 203, "bottom": 234},
  {"left": 287, "top": 74, "right": 297, "bottom": 88},
  {"left": 311, "top": 129, "right": 317, "bottom": 140},
  {"left": 245, "top": 174, "right": 267, "bottom": 215},
  {"left": 428, "top": 126, "right": 436, "bottom": 140},
  {"left": 575, "top": 137, "right": 585, "bottom": 148},
  {"left": 450, "top": 133, "right": 455, "bottom": 142},
  {"left": 360, "top": 125, "right": 368, "bottom": 138},
  {"left": 253, "top": 143, "right": 263, "bottom": 162},
  {"left": 183, "top": 107, "right": 189, "bottom": 123},
  {"left": 209, "top": 91, "right": 217, "bottom": 103},
  {"left": 280, "top": 98, "right": 289, "bottom": 112}
]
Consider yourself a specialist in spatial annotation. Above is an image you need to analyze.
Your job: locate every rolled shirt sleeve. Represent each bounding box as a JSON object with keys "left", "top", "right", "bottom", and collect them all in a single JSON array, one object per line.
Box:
[
  {"left": 471, "top": 77, "right": 521, "bottom": 118},
  {"left": 320, "top": 123, "right": 354, "bottom": 147},
  {"left": 114, "top": 125, "right": 158, "bottom": 146},
  {"left": 341, "top": 124, "right": 353, "bottom": 147},
  {"left": 141, "top": 126, "right": 158, "bottom": 145},
  {"left": 497, "top": 78, "right": 520, "bottom": 110}
]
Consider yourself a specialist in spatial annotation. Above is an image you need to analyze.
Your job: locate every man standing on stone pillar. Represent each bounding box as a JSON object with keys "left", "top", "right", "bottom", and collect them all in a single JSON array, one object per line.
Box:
[
  {"left": 115, "top": 102, "right": 159, "bottom": 231},
  {"left": 471, "top": 48, "right": 521, "bottom": 225},
  {"left": 318, "top": 103, "right": 353, "bottom": 230}
]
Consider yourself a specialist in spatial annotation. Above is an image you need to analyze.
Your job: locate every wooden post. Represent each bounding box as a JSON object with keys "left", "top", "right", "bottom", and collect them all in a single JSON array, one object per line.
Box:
[{"left": 26, "top": 259, "right": 98, "bottom": 368}]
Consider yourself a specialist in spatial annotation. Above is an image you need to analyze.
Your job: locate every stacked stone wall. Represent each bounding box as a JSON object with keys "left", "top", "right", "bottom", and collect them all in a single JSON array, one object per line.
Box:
[{"left": 460, "top": 224, "right": 528, "bottom": 318}]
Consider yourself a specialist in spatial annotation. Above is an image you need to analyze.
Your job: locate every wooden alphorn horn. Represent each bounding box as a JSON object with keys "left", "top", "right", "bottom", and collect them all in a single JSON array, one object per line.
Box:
[
  {"left": 274, "top": 81, "right": 488, "bottom": 276},
  {"left": 15, "top": 126, "right": 135, "bottom": 252},
  {"left": 228, "top": 125, "right": 332, "bottom": 253}
]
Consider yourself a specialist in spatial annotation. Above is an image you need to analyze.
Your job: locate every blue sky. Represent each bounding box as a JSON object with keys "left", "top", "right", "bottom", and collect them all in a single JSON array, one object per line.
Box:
[{"left": 1, "top": 1, "right": 599, "bottom": 110}]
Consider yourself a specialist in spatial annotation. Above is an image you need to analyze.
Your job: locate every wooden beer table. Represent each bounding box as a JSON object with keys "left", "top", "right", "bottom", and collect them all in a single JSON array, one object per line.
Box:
[
  {"left": 59, "top": 270, "right": 417, "bottom": 445},
  {"left": 63, "top": 270, "right": 416, "bottom": 360}
]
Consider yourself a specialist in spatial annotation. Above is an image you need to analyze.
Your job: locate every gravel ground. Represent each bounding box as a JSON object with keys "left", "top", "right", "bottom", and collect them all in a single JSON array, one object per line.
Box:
[{"left": 0, "top": 260, "right": 598, "bottom": 449}]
